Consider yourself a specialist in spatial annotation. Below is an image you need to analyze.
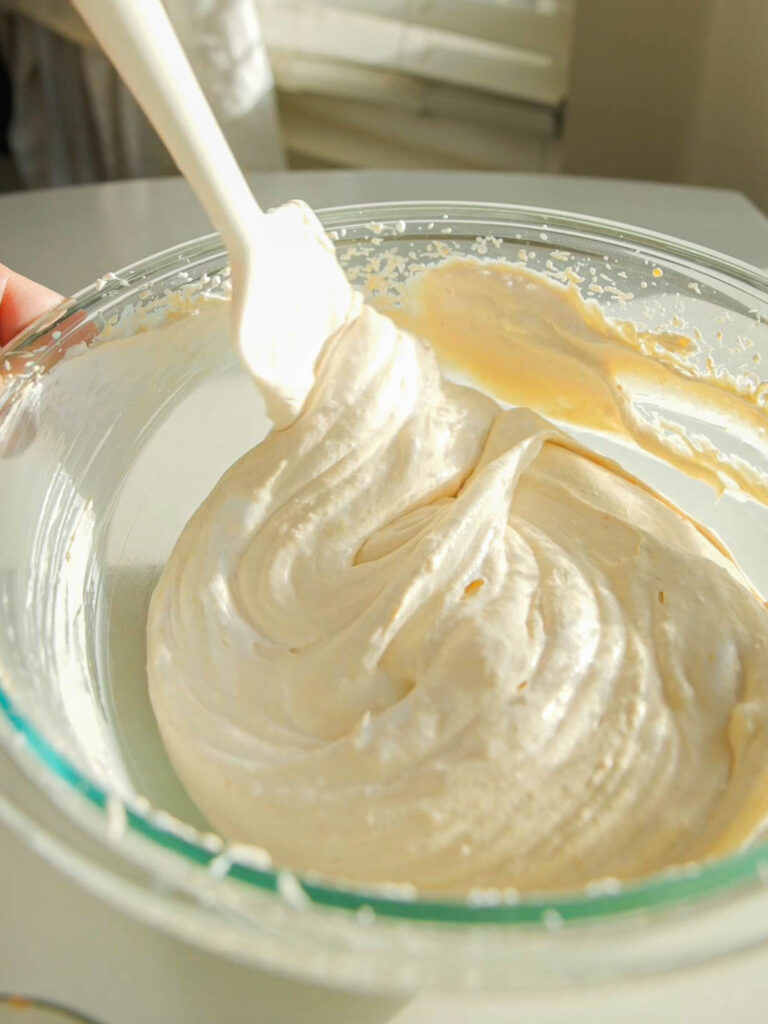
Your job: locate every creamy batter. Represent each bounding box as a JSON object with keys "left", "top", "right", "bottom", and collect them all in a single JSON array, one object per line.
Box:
[{"left": 147, "top": 203, "right": 768, "bottom": 894}]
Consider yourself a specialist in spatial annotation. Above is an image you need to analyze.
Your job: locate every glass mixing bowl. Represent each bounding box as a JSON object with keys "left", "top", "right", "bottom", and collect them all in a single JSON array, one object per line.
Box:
[{"left": 2, "top": 202, "right": 768, "bottom": 993}]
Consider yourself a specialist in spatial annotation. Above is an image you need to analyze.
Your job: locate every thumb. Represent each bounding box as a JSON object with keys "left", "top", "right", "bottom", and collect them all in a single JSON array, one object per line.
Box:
[{"left": 0, "top": 264, "right": 62, "bottom": 347}]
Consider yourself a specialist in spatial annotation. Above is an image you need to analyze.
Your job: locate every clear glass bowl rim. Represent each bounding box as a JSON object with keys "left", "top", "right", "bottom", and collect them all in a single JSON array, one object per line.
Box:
[{"left": 3, "top": 199, "right": 768, "bottom": 929}]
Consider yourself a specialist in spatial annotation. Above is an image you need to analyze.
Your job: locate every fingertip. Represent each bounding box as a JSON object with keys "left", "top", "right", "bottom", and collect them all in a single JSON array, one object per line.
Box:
[{"left": 0, "top": 264, "right": 63, "bottom": 347}]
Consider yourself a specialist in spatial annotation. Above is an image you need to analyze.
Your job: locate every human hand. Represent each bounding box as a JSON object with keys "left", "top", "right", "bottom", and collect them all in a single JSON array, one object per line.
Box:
[
  {"left": 0, "top": 266, "right": 83, "bottom": 457},
  {"left": 0, "top": 264, "right": 62, "bottom": 348}
]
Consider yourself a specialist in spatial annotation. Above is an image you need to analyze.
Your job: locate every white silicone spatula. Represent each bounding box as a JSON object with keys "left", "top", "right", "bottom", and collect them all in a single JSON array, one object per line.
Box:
[{"left": 70, "top": 0, "right": 354, "bottom": 428}]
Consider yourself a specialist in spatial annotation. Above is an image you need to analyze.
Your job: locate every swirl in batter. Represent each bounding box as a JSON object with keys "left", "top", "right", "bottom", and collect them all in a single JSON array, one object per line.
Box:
[{"left": 147, "top": 204, "right": 768, "bottom": 893}]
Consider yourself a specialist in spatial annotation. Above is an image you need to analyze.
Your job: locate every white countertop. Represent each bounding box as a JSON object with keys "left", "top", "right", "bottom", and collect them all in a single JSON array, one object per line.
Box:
[
  {"left": 3, "top": 170, "right": 768, "bottom": 294},
  {"left": 3, "top": 170, "right": 768, "bottom": 1024}
]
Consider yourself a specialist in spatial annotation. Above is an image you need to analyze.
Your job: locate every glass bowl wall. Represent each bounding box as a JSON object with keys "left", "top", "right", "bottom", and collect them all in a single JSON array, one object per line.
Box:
[{"left": 1, "top": 203, "right": 768, "bottom": 993}]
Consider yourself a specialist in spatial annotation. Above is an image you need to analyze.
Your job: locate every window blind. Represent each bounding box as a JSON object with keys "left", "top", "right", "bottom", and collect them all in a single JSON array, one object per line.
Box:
[{"left": 256, "top": 0, "right": 574, "bottom": 170}]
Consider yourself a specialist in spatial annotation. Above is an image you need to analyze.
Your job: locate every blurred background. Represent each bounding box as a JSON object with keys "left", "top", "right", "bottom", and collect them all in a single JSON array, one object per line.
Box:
[{"left": 0, "top": 0, "right": 765, "bottom": 211}]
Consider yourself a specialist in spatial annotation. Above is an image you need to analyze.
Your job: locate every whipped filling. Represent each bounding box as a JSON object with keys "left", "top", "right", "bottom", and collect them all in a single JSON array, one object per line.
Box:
[{"left": 147, "top": 203, "right": 768, "bottom": 893}]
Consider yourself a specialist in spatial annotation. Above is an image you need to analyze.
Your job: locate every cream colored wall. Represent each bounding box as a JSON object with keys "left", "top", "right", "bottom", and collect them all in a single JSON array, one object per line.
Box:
[
  {"left": 563, "top": 0, "right": 714, "bottom": 183},
  {"left": 563, "top": 0, "right": 768, "bottom": 212},
  {"left": 684, "top": 0, "right": 768, "bottom": 212}
]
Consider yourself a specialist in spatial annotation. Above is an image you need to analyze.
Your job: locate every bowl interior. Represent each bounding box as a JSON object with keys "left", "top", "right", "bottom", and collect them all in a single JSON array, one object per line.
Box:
[{"left": 2, "top": 202, "right": 768, "bottom": 933}]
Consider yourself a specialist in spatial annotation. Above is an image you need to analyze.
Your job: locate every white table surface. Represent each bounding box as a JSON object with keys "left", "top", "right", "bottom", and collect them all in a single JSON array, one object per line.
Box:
[
  {"left": 3, "top": 170, "right": 768, "bottom": 1024},
  {"left": 3, "top": 170, "right": 768, "bottom": 294}
]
